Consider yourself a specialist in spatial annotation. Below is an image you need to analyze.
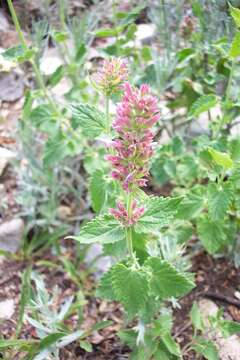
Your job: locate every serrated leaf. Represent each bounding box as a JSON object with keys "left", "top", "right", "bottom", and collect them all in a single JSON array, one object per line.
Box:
[
  {"left": 189, "top": 95, "right": 218, "bottom": 118},
  {"left": 30, "top": 105, "right": 58, "bottom": 134},
  {"left": 146, "top": 257, "right": 195, "bottom": 299},
  {"left": 71, "top": 215, "right": 125, "bottom": 244},
  {"left": 190, "top": 302, "right": 205, "bottom": 331},
  {"left": 90, "top": 169, "right": 107, "bottom": 212},
  {"left": 71, "top": 104, "right": 106, "bottom": 137},
  {"left": 229, "top": 3, "right": 240, "bottom": 28},
  {"left": 197, "top": 215, "right": 227, "bottom": 254},
  {"left": 208, "top": 183, "right": 232, "bottom": 220},
  {"left": 208, "top": 147, "right": 233, "bottom": 169},
  {"left": 135, "top": 197, "right": 182, "bottom": 233},
  {"left": 96, "top": 267, "right": 115, "bottom": 300},
  {"left": 229, "top": 31, "right": 240, "bottom": 58},
  {"left": 191, "top": 339, "right": 218, "bottom": 360},
  {"left": 176, "top": 192, "right": 205, "bottom": 220},
  {"left": 112, "top": 263, "right": 149, "bottom": 317}
]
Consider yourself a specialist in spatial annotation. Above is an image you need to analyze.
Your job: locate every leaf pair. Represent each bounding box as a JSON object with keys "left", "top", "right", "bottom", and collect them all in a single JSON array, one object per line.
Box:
[{"left": 98, "top": 258, "right": 195, "bottom": 318}]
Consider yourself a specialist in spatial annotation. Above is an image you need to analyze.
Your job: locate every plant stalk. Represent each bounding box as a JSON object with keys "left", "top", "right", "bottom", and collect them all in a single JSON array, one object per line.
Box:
[
  {"left": 7, "top": 0, "right": 59, "bottom": 114},
  {"left": 226, "top": 60, "right": 235, "bottom": 102},
  {"left": 126, "top": 193, "right": 134, "bottom": 259}
]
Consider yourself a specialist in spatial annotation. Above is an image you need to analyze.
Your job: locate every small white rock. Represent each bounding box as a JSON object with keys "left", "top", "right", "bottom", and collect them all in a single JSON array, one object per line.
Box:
[
  {"left": 135, "top": 24, "right": 156, "bottom": 44},
  {"left": 0, "top": 299, "right": 15, "bottom": 319},
  {"left": 0, "top": 147, "right": 16, "bottom": 176}
]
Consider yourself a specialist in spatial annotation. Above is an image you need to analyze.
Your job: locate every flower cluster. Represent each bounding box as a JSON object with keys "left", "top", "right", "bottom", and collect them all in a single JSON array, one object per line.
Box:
[
  {"left": 110, "top": 201, "right": 144, "bottom": 226},
  {"left": 94, "top": 57, "right": 128, "bottom": 96},
  {"left": 107, "top": 82, "right": 160, "bottom": 192}
]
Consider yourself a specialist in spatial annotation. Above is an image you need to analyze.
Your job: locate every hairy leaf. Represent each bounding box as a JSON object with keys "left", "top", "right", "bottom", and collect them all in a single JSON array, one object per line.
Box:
[
  {"left": 96, "top": 268, "right": 115, "bottom": 300},
  {"left": 71, "top": 104, "right": 106, "bottom": 137},
  {"left": 197, "top": 216, "right": 227, "bottom": 254},
  {"left": 71, "top": 215, "right": 125, "bottom": 244},
  {"left": 135, "top": 197, "right": 181, "bottom": 233},
  {"left": 146, "top": 257, "right": 195, "bottom": 299},
  {"left": 90, "top": 169, "right": 107, "bottom": 213},
  {"left": 189, "top": 95, "right": 218, "bottom": 118},
  {"left": 208, "top": 147, "right": 233, "bottom": 169},
  {"left": 112, "top": 263, "right": 149, "bottom": 317},
  {"left": 208, "top": 183, "right": 232, "bottom": 220}
]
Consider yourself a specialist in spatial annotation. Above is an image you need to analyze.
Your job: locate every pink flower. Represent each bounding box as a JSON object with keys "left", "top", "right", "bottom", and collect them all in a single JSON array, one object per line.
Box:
[
  {"left": 94, "top": 58, "right": 128, "bottom": 96},
  {"left": 110, "top": 201, "right": 144, "bottom": 226},
  {"left": 108, "top": 82, "right": 160, "bottom": 192}
]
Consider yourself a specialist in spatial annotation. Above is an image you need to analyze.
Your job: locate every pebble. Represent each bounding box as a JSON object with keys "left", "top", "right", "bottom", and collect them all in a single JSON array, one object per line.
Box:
[{"left": 0, "top": 218, "right": 24, "bottom": 253}]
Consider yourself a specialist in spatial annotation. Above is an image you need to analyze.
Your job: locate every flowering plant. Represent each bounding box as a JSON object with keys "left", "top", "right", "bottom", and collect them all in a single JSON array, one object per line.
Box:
[{"left": 73, "top": 76, "right": 195, "bottom": 358}]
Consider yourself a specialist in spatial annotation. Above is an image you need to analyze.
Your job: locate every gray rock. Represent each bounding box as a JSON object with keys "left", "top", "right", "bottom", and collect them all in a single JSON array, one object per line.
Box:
[
  {"left": 0, "top": 218, "right": 24, "bottom": 253},
  {"left": 0, "top": 147, "right": 16, "bottom": 176},
  {"left": 0, "top": 72, "right": 24, "bottom": 102},
  {"left": 0, "top": 10, "right": 10, "bottom": 32}
]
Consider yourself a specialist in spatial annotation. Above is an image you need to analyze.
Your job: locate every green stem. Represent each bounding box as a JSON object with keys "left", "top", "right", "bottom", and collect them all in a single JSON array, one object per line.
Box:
[
  {"left": 7, "top": 0, "right": 27, "bottom": 49},
  {"left": 106, "top": 96, "right": 110, "bottom": 134},
  {"left": 126, "top": 193, "right": 134, "bottom": 259},
  {"left": 226, "top": 60, "right": 235, "bottom": 102},
  {"left": 7, "top": 0, "right": 59, "bottom": 114}
]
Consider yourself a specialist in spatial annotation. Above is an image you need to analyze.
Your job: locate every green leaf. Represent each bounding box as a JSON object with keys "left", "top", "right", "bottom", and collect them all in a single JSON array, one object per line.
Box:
[
  {"left": 71, "top": 215, "right": 125, "bottom": 244},
  {"left": 208, "top": 147, "right": 233, "bottom": 169},
  {"left": 79, "top": 340, "right": 92, "bottom": 352},
  {"left": 219, "top": 319, "right": 240, "bottom": 337},
  {"left": 48, "top": 65, "right": 65, "bottom": 86},
  {"left": 43, "top": 132, "right": 70, "bottom": 167},
  {"left": 189, "top": 95, "right": 218, "bottom": 118},
  {"left": 39, "top": 332, "right": 65, "bottom": 351},
  {"left": 30, "top": 105, "right": 57, "bottom": 134},
  {"left": 161, "top": 333, "right": 181, "bottom": 357},
  {"left": 191, "top": 339, "right": 218, "bottom": 360},
  {"left": 3, "top": 44, "right": 35, "bottom": 63},
  {"left": 71, "top": 104, "right": 106, "bottom": 138},
  {"left": 96, "top": 267, "right": 115, "bottom": 300},
  {"left": 0, "top": 339, "right": 37, "bottom": 350},
  {"left": 135, "top": 197, "right": 182, "bottom": 233},
  {"left": 153, "top": 314, "right": 173, "bottom": 336},
  {"left": 90, "top": 169, "right": 107, "bottom": 213},
  {"left": 197, "top": 215, "right": 227, "bottom": 254},
  {"left": 229, "top": 2, "right": 240, "bottom": 28},
  {"left": 176, "top": 192, "right": 205, "bottom": 220},
  {"left": 112, "top": 263, "right": 149, "bottom": 317},
  {"left": 190, "top": 302, "right": 205, "bottom": 331},
  {"left": 52, "top": 31, "right": 68, "bottom": 43},
  {"left": 208, "top": 183, "right": 232, "bottom": 220},
  {"left": 57, "top": 330, "right": 84, "bottom": 348},
  {"left": 146, "top": 257, "right": 195, "bottom": 299},
  {"left": 95, "top": 27, "right": 122, "bottom": 38},
  {"left": 16, "top": 265, "right": 32, "bottom": 336},
  {"left": 229, "top": 31, "right": 240, "bottom": 58},
  {"left": 120, "top": 4, "right": 146, "bottom": 26}
]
